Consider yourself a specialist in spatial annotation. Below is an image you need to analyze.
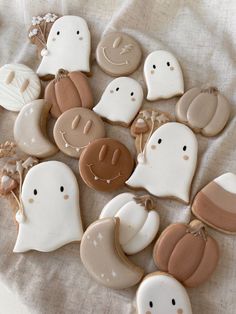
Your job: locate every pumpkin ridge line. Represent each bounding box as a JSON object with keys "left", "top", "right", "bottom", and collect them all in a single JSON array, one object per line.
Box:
[
  {"left": 68, "top": 73, "right": 82, "bottom": 107},
  {"left": 167, "top": 232, "right": 188, "bottom": 274}
]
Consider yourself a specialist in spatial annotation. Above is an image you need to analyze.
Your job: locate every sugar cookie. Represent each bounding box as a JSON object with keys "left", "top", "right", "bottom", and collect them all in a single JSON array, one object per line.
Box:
[{"left": 80, "top": 217, "right": 144, "bottom": 289}]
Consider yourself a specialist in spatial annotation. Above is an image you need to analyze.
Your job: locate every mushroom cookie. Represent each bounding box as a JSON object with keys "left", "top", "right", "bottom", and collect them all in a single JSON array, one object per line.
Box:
[
  {"left": 93, "top": 77, "right": 143, "bottom": 126},
  {"left": 136, "top": 272, "right": 192, "bottom": 314},
  {"left": 100, "top": 193, "right": 159, "bottom": 255},
  {"left": 144, "top": 50, "right": 184, "bottom": 101},
  {"left": 37, "top": 15, "right": 91, "bottom": 77},
  {"left": 53, "top": 108, "right": 105, "bottom": 158},
  {"left": 14, "top": 99, "right": 58, "bottom": 158},
  {"left": 96, "top": 32, "right": 142, "bottom": 76},
  {"left": 126, "top": 122, "right": 198, "bottom": 203},
  {"left": 80, "top": 217, "right": 144, "bottom": 289},
  {"left": 192, "top": 173, "right": 236, "bottom": 234},
  {"left": 79, "top": 138, "right": 134, "bottom": 192},
  {"left": 0, "top": 63, "right": 41, "bottom": 111},
  {"left": 175, "top": 87, "right": 231, "bottom": 137},
  {"left": 13, "top": 161, "right": 83, "bottom": 253}
]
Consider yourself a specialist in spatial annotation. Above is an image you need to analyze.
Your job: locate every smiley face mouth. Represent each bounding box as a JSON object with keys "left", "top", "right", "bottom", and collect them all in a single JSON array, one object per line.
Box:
[
  {"left": 87, "top": 164, "right": 121, "bottom": 184},
  {"left": 102, "top": 47, "right": 129, "bottom": 66},
  {"left": 60, "top": 131, "right": 88, "bottom": 152}
]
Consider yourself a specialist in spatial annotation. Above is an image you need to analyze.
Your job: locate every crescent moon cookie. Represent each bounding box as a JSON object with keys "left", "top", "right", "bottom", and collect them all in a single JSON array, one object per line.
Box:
[
  {"left": 0, "top": 63, "right": 41, "bottom": 112},
  {"left": 192, "top": 173, "right": 236, "bottom": 234},
  {"left": 136, "top": 272, "right": 193, "bottom": 314},
  {"left": 100, "top": 193, "right": 160, "bottom": 255},
  {"left": 14, "top": 99, "right": 58, "bottom": 158},
  {"left": 37, "top": 15, "right": 91, "bottom": 78},
  {"left": 93, "top": 77, "right": 144, "bottom": 127},
  {"left": 80, "top": 217, "right": 144, "bottom": 289},
  {"left": 96, "top": 32, "right": 142, "bottom": 76},
  {"left": 13, "top": 161, "right": 84, "bottom": 253},
  {"left": 53, "top": 108, "right": 105, "bottom": 158},
  {"left": 126, "top": 122, "right": 198, "bottom": 204},
  {"left": 175, "top": 87, "right": 231, "bottom": 137},
  {"left": 79, "top": 138, "right": 134, "bottom": 192},
  {"left": 144, "top": 50, "right": 184, "bottom": 101}
]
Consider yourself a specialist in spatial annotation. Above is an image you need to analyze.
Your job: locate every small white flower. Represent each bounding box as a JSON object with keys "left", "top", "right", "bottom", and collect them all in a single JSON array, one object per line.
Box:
[
  {"left": 43, "top": 13, "right": 58, "bottom": 23},
  {"left": 32, "top": 16, "right": 43, "bottom": 26},
  {"left": 28, "top": 28, "right": 38, "bottom": 38}
]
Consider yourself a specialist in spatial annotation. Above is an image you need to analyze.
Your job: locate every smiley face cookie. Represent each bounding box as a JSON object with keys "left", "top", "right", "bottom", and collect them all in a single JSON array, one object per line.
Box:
[
  {"left": 79, "top": 138, "right": 134, "bottom": 192},
  {"left": 96, "top": 32, "right": 142, "bottom": 76},
  {"left": 53, "top": 108, "right": 105, "bottom": 158}
]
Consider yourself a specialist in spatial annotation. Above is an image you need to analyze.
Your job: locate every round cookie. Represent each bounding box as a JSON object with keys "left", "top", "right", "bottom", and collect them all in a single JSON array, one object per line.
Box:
[
  {"left": 53, "top": 108, "right": 105, "bottom": 158},
  {"left": 0, "top": 63, "right": 41, "bottom": 112},
  {"left": 96, "top": 32, "right": 142, "bottom": 76},
  {"left": 79, "top": 138, "right": 134, "bottom": 192}
]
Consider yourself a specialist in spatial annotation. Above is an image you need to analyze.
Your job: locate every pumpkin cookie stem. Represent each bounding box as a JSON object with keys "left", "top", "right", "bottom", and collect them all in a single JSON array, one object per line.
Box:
[
  {"left": 55, "top": 69, "right": 69, "bottom": 81},
  {"left": 133, "top": 195, "right": 156, "bottom": 210},
  {"left": 201, "top": 86, "right": 218, "bottom": 95},
  {"left": 187, "top": 219, "right": 207, "bottom": 241}
]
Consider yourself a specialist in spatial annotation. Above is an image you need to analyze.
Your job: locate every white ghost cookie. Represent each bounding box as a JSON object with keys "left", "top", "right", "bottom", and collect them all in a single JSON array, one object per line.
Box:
[
  {"left": 0, "top": 64, "right": 41, "bottom": 112},
  {"left": 136, "top": 272, "right": 192, "bottom": 314},
  {"left": 13, "top": 161, "right": 83, "bottom": 253},
  {"left": 37, "top": 15, "right": 91, "bottom": 77},
  {"left": 100, "top": 193, "right": 159, "bottom": 255},
  {"left": 144, "top": 50, "right": 184, "bottom": 101},
  {"left": 126, "top": 122, "right": 198, "bottom": 203},
  {"left": 93, "top": 77, "right": 143, "bottom": 126}
]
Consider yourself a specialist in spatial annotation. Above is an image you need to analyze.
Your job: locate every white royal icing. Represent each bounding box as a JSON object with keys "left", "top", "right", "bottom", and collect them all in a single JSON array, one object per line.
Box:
[
  {"left": 93, "top": 77, "right": 143, "bottom": 126},
  {"left": 37, "top": 15, "right": 91, "bottom": 76},
  {"left": 144, "top": 50, "right": 184, "bottom": 101},
  {"left": 126, "top": 122, "right": 198, "bottom": 203},
  {"left": 13, "top": 161, "right": 83, "bottom": 253},
  {"left": 214, "top": 172, "right": 236, "bottom": 194}
]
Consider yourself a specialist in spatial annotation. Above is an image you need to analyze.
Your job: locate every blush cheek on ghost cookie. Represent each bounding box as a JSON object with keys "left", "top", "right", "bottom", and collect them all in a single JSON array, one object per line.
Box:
[
  {"left": 177, "top": 309, "right": 183, "bottom": 314},
  {"left": 64, "top": 194, "right": 69, "bottom": 200}
]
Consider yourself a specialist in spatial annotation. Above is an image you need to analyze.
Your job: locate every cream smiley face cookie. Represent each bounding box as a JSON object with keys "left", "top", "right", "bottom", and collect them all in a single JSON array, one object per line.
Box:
[
  {"left": 53, "top": 108, "right": 105, "bottom": 158},
  {"left": 13, "top": 161, "right": 83, "bottom": 253},
  {"left": 126, "top": 122, "right": 198, "bottom": 203},
  {"left": 96, "top": 32, "right": 142, "bottom": 76},
  {"left": 37, "top": 15, "right": 91, "bottom": 77},
  {"left": 93, "top": 77, "right": 144, "bottom": 126},
  {"left": 144, "top": 50, "right": 184, "bottom": 101},
  {"left": 136, "top": 272, "right": 192, "bottom": 314}
]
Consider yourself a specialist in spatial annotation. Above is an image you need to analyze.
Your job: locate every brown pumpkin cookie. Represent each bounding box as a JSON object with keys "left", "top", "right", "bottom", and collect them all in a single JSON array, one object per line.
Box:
[
  {"left": 53, "top": 108, "right": 105, "bottom": 158},
  {"left": 79, "top": 138, "right": 134, "bottom": 192},
  {"left": 45, "top": 69, "right": 93, "bottom": 118},
  {"left": 153, "top": 220, "right": 219, "bottom": 288}
]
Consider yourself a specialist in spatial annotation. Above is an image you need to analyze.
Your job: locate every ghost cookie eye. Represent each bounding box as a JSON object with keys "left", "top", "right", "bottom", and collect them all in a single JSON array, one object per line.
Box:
[
  {"left": 153, "top": 65, "right": 156, "bottom": 69},
  {"left": 149, "top": 301, "right": 153, "bottom": 308},
  {"left": 116, "top": 87, "right": 119, "bottom": 91},
  {"left": 33, "top": 189, "right": 37, "bottom": 195},
  {"left": 172, "top": 298, "right": 176, "bottom": 306},
  {"left": 167, "top": 62, "right": 170, "bottom": 66},
  {"left": 60, "top": 186, "right": 64, "bottom": 192},
  {"left": 130, "top": 92, "right": 134, "bottom": 96},
  {"left": 57, "top": 31, "right": 60, "bottom": 35},
  {"left": 183, "top": 145, "right": 187, "bottom": 151},
  {"left": 76, "top": 30, "right": 80, "bottom": 34},
  {"left": 158, "top": 138, "right": 162, "bottom": 144}
]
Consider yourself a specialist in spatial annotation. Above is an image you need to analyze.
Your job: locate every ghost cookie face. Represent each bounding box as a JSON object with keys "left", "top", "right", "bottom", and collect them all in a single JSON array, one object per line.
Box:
[
  {"left": 136, "top": 272, "right": 192, "bottom": 314},
  {"left": 93, "top": 77, "right": 144, "bottom": 126},
  {"left": 79, "top": 138, "right": 134, "bottom": 192},
  {"left": 126, "top": 122, "right": 198, "bottom": 203},
  {"left": 13, "top": 161, "right": 84, "bottom": 253},
  {"left": 0, "top": 64, "right": 41, "bottom": 112},
  {"left": 144, "top": 50, "right": 184, "bottom": 101},
  {"left": 96, "top": 32, "right": 142, "bottom": 76},
  {"left": 53, "top": 108, "right": 105, "bottom": 158},
  {"left": 80, "top": 217, "right": 144, "bottom": 289}
]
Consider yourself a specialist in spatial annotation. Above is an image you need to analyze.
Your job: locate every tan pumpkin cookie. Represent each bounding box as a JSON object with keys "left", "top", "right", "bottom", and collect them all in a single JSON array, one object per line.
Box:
[
  {"left": 175, "top": 87, "right": 231, "bottom": 136},
  {"left": 53, "top": 108, "right": 105, "bottom": 158},
  {"left": 153, "top": 220, "right": 219, "bottom": 288},
  {"left": 80, "top": 217, "right": 144, "bottom": 289},
  {"left": 79, "top": 138, "right": 134, "bottom": 192},
  {"left": 45, "top": 69, "right": 93, "bottom": 118}
]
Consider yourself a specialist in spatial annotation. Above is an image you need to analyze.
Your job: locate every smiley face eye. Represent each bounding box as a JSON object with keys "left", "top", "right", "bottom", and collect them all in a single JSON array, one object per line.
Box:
[
  {"left": 167, "top": 61, "right": 170, "bottom": 66},
  {"left": 149, "top": 301, "right": 153, "bottom": 308},
  {"left": 33, "top": 189, "right": 37, "bottom": 195},
  {"left": 183, "top": 145, "right": 187, "bottom": 151},
  {"left": 172, "top": 298, "right": 176, "bottom": 306},
  {"left": 116, "top": 87, "right": 119, "bottom": 91},
  {"left": 130, "top": 92, "right": 134, "bottom": 96},
  {"left": 57, "top": 31, "right": 60, "bottom": 35},
  {"left": 76, "top": 30, "right": 80, "bottom": 35},
  {"left": 112, "top": 149, "right": 121, "bottom": 165},
  {"left": 153, "top": 65, "right": 156, "bottom": 69},
  {"left": 158, "top": 138, "right": 162, "bottom": 144},
  {"left": 99, "top": 144, "right": 108, "bottom": 161},
  {"left": 60, "top": 186, "right": 64, "bottom": 192}
]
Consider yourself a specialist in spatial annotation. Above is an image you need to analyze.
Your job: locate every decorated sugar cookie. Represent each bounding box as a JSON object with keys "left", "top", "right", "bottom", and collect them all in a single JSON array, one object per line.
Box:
[
  {"left": 96, "top": 32, "right": 142, "bottom": 76},
  {"left": 175, "top": 87, "right": 231, "bottom": 136},
  {"left": 144, "top": 50, "right": 184, "bottom": 101},
  {"left": 13, "top": 161, "right": 83, "bottom": 253},
  {"left": 80, "top": 217, "right": 144, "bottom": 289},
  {"left": 153, "top": 220, "right": 219, "bottom": 287},
  {"left": 14, "top": 99, "right": 58, "bottom": 158},
  {"left": 0, "top": 64, "right": 41, "bottom": 111},
  {"left": 93, "top": 77, "right": 143, "bottom": 126},
  {"left": 37, "top": 15, "right": 91, "bottom": 77},
  {"left": 136, "top": 272, "right": 192, "bottom": 314},
  {"left": 192, "top": 173, "right": 236, "bottom": 234},
  {"left": 100, "top": 193, "right": 159, "bottom": 254},
  {"left": 126, "top": 122, "right": 198, "bottom": 203},
  {"left": 53, "top": 108, "right": 105, "bottom": 158},
  {"left": 79, "top": 138, "right": 134, "bottom": 192}
]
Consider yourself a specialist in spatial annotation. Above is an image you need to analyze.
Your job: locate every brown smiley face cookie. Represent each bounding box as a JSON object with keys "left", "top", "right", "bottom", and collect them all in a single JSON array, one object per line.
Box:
[
  {"left": 96, "top": 32, "right": 142, "bottom": 77},
  {"left": 79, "top": 138, "right": 134, "bottom": 192},
  {"left": 53, "top": 108, "right": 105, "bottom": 158}
]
